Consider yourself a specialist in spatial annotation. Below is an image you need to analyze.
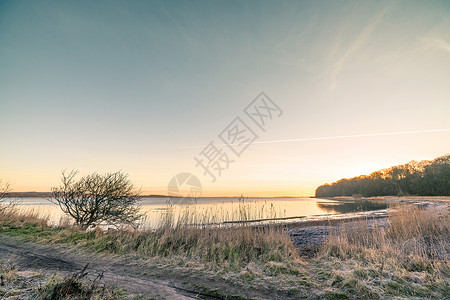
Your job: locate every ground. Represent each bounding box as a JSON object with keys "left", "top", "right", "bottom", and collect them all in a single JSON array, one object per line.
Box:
[
  {"left": 0, "top": 216, "right": 396, "bottom": 299},
  {"left": 0, "top": 234, "right": 195, "bottom": 299},
  {"left": 0, "top": 197, "right": 448, "bottom": 299},
  {"left": 0, "top": 232, "right": 284, "bottom": 299}
]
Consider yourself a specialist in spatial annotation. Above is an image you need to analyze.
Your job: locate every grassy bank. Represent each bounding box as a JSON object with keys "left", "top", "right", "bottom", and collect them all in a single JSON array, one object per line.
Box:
[
  {"left": 317, "top": 205, "right": 449, "bottom": 299},
  {"left": 0, "top": 203, "right": 448, "bottom": 299},
  {"left": 0, "top": 260, "right": 149, "bottom": 300}
]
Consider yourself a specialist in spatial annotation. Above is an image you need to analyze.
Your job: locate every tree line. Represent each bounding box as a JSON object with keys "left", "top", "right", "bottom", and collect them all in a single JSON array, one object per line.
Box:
[{"left": 315, "top": 154, "right": 450, "bottom": 197}]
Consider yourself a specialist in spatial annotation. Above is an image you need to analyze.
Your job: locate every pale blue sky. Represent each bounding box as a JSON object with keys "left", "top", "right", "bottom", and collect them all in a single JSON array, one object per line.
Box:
[{"left": 1, "top": 0, "right": 449, "bottom": 195}]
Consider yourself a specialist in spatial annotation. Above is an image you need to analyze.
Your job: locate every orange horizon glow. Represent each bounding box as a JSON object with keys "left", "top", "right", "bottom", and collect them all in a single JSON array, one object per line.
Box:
[{"left": 5, "top": 148, "right": 449, "bottom": 197}]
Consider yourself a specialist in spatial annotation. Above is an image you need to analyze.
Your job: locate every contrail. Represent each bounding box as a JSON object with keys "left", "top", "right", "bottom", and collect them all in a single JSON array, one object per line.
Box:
[{"left": 181, "top": 128, "right": 450, "bottom": 149}]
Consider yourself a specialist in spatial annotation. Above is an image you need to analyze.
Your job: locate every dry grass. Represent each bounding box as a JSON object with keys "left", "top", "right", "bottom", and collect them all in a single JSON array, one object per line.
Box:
[
  {"left": 388, "top": 204, "right": 449, "bottom": 239},
  {"left": 0, "top": 200, "right": 306, "bottom": 298},
  {"left": 94, "top": 225, "right": 301, "bottom": 270},
  {"left": 0, "top": 260, "right": 47, "bottom": 299},
  {"left": 1, "top": 201, "right": 449, "bottom": 299},
  {"left": 0, "top": 260, "right": 137, "bottom": 300},
  {"left": 322, "top": 205, "right": 449, "bottom": 261},
  {"left": 318, "top": 204, "right": 449, "bottom": 298},
  {"left": 0, "top": 206, "right": 50, "bottom": 228},
  {"left": 145, "top": 197, "right": 287, "bottom": 228}
]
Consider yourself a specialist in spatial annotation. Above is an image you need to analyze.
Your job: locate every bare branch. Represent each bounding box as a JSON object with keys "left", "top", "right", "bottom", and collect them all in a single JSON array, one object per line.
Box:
[
  {"left": 51, "top": 170, "right": 142, "bottom": 229},
  {"left": 0, "top": 179, "right": 12, "bottom": 212}
]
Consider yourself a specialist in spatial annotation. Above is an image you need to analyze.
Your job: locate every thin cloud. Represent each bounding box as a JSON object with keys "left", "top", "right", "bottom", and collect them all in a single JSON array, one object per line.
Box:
[
  {"left": 182, "top": 128, "right": 450, "bottom": 149},
  {"left": 422, "top": 37, "right": 450, "bottom": 53},
  {"left": 324, "top": 6, "right": 389, "bottom": 89}
]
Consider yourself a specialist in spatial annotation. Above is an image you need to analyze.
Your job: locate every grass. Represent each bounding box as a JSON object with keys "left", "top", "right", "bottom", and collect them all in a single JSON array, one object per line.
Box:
[
  {"left": 32, "top": 264, "right": 155, "bottom": 300},
  {"left": 0, "top": 259, "right": 44, "bottom": 299},
  {"left": 0, "top": 201, "right": 301, "bottom": 271},
  {"left": 0, "top": 201, "right": 448, "bottom": 299},
  {"left": 316, "top": 205, "right": 449, "bottom": 298},
  {"left": 0, "top": 259, "right": 153, "bottom": 300}
]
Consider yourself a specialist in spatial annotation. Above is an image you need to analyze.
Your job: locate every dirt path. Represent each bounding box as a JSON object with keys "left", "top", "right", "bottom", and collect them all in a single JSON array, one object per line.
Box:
[
  {"left": 0, "top": 233, "right": 287, "bottom": 299},
  {"left": 0, "top": 234, "right": 200, "bottom": 299}
]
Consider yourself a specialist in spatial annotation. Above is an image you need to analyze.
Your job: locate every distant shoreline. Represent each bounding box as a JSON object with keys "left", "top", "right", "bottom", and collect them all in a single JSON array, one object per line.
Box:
[
  {"left": 316, "top": 195, "right": 450, "bottom": 203},
  {"left": 4, "top": 192, "right": 176, "bottom": 198},
  {"left": 6, "top": 193, "right": 450, "bottom": 201},
  {"left": 4, "top": 193, "right": 311, "bottom": 199}
]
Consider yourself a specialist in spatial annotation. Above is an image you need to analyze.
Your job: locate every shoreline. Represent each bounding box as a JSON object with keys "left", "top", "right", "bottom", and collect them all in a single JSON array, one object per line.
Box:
[
  {"left": 249, "top": 195, "right": 449, "bottom": 228},
  {"left": 7, "top": 195, "right": 448, "bottom": 229},
  {"left": 287, "top": 197, "right": 448, "bottom": 255},
  {"left": 316, "top": 195, "right": 450, "bottom": 203}
]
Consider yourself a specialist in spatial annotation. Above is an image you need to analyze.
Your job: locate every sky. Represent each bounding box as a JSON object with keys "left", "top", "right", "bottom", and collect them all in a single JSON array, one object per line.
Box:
[{"left": 1, "top": 0, "right": 449, "bottom": 197}]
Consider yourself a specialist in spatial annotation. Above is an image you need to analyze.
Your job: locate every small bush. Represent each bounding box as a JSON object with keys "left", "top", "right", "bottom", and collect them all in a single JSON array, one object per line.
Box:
[{"left": 33, "top": 265, "right": 121, "bottom": 300}]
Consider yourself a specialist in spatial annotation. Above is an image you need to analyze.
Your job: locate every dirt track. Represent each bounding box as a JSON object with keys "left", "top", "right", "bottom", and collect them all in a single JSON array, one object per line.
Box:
[
  {"left": 0, "top": 234, "right": 199, "bottom": 299},
  {"left": 0, "top": 233, "right": 293, "bottom": 299}
]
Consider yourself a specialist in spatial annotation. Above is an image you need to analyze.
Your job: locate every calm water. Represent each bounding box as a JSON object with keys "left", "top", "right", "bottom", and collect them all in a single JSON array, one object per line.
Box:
[{"left": 9, "top": 197, "right": 389, "bottom": 228}]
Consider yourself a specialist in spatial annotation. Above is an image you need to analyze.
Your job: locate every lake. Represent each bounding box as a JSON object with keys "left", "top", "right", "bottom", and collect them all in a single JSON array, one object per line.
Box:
[{"left": 8, "top": 197, "right": 390, "bottom": 228}]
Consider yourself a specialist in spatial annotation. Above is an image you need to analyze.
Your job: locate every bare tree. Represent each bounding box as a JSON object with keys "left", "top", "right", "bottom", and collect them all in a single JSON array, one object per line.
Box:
[{"left": 51, "top": 170, "right": 142, "bottom": 229}]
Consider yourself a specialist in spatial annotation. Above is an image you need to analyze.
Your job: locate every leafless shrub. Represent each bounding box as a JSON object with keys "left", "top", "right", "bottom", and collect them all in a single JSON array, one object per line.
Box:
[{"left": 51, "top": 170, "right": 142, "bottom": 230}]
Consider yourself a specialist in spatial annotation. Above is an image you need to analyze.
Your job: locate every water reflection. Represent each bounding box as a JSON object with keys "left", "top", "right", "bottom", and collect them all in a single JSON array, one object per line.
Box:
[{"left": 316, "top": 200, "right": 389, "bottom": 214}]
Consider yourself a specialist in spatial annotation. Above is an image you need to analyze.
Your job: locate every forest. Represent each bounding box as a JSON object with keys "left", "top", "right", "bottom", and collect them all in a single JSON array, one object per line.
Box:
[{"left": 315, "top": 154, "right": 450, "bottom": 197}]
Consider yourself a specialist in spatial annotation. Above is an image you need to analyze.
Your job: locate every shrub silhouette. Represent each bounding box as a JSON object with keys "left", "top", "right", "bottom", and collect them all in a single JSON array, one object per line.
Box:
[{"left": 51, "top": 170, "right": 141, "bottom": 229}]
